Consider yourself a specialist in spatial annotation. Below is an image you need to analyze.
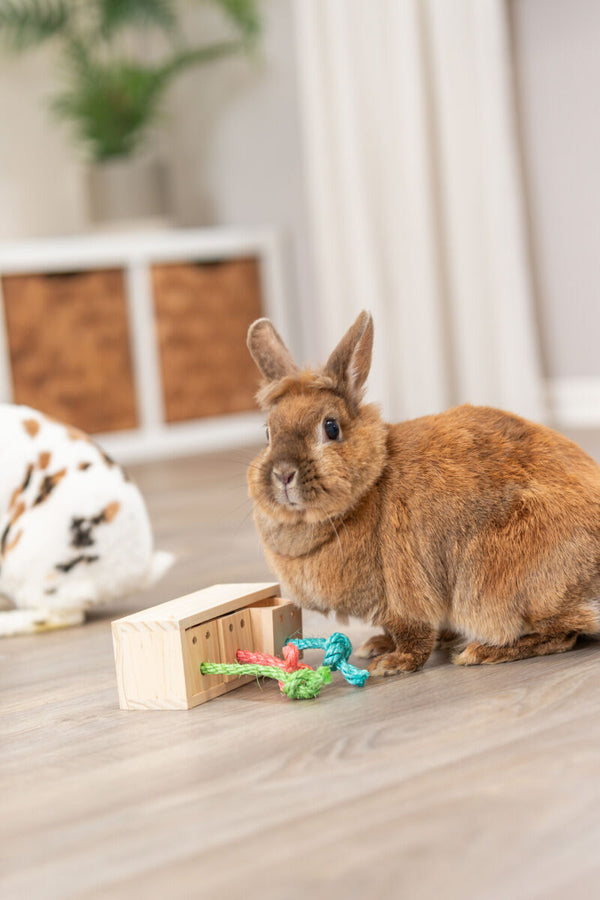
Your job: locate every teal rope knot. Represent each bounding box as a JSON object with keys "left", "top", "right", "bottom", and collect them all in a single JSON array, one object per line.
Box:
[{"left": 287, "top": 632, "right": 369, "bottom": 687}]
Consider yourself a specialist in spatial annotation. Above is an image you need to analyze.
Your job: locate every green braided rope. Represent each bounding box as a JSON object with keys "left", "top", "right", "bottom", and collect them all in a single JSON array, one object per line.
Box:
[{"left": 200, "top": 661, "right": 332, "bottom": 699}]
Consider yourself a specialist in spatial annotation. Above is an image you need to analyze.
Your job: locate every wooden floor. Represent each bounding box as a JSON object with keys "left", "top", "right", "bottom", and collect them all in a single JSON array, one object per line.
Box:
[{"left": 3, "top": 444, "right": 600, "bottom": 900}]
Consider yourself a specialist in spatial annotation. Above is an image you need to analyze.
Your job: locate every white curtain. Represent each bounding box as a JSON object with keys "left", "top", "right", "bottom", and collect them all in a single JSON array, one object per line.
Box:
[{"left": 293, "top": 0, "right": 547, "bottom": 423}]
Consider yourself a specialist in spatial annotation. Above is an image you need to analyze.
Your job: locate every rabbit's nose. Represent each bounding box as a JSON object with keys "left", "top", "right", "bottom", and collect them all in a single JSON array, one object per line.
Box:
[{"left": 273, "top": 465, "right": 297, "bottom": 486}]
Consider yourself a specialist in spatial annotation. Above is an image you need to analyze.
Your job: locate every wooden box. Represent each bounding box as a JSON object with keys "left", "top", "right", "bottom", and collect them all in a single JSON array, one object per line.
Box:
[{"left": 111, "top": 583, "right": 303, "bottom": 710}]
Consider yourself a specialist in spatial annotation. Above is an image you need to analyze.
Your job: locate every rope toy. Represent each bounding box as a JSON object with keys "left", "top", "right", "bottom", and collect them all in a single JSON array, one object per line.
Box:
[
  {"left": 236, "top": 643, "right": 311, "bottom": 693},
  {"left": 199, "top": 631, "right": 366, "bottom": 701},
  {"left": 286, "top": 632, "right": 369, "bottom": 687},
  {"left": 200, "top": 660, "right": 331, "bottom": 699}
]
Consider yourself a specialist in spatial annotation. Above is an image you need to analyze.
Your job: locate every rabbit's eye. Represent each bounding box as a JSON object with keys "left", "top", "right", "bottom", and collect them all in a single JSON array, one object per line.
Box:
[
  {"left": 323, "top": 418, "right": 340, "bottom": 441},
  {"left": 265, "top": 425, "right": 270, "bottom": 443}
]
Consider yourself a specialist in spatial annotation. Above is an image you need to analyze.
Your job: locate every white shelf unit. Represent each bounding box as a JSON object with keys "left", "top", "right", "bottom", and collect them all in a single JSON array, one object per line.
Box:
[{"left": 0, "top": 228, "right": 287, "bottom": 463}]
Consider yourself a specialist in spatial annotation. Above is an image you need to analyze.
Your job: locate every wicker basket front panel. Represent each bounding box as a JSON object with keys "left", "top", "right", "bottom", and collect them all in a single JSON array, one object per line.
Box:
[
  {"left": 1, "top": 269, "right": 138, "bottom": 434},
  {"left": 151, "top": 258, "right": 263, "bottom": 422}
]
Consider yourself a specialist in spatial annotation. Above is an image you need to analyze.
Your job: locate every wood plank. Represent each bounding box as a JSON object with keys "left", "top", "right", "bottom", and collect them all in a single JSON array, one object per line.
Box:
[
  {"left": 111, "top": 619, "right": 188, "bottom": 710},
  {"left": 249, "top": 598, "right": 303, "bottom": 655},
  {"left": 183, "top": 616, "right": 225, "bottom": 700},
  {"left": 113, "top": 582, "right": 279, "bottom": 628},
  {"left": 216, "top": 608, "right": 255, "bottom": 684}
]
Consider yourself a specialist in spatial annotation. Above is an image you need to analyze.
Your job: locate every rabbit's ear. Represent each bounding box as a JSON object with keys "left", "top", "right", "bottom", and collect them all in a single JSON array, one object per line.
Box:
[
  {"left": 325, "top": 310, "right": 373, "bottom": 400},
  {"left": 247, "top": 318, "right": 299, "bottom": 381}
]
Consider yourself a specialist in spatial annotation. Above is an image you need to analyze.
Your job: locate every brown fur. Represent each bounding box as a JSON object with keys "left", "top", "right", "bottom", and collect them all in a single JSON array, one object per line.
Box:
[
  {"left": 38, "top": 451, "right": 51, "bottom": 470},
  {"left": 67, "top": 425, "right": 92, "bottom": 443},
  {"left": 9, "top": 463, "right": 33, "bottom": 510},
  {"left": 103, "top": 501, "right": 121, "bottom": 523},
  {"left": 33, "top": 469, "right": 67, "bottom": 506},
  {"left": 4, "top": 529, "right": 22, "bottom": 555},
  {"left": 22, "top": 418, "right": 39, "bottom": 438},
  {"left": 247, "top": 312, "right": 600, "bottom": 676},
  {"left": 11, "top": 501, "right": 25, "bottom": 525}
]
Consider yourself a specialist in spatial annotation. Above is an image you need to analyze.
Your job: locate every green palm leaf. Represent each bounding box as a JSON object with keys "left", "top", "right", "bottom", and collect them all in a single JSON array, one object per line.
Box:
[
  {"left": 52, "top": 55, "right": 169, "bottom": 161},
  {"left": 0, "top": 0, "right": 70, "bottom": 50},
  {"left": 96, "top": 0, "right": 177, "bottom": 37},
  {"left": 213, "top": 0, "right": 261, "bottom": 40},
  {"left": 0, "top": 0, "right": 263, "bottom": 160}
]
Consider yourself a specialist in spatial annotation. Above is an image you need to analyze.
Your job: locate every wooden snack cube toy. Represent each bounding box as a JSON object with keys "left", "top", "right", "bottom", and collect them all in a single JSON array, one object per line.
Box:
[{"left": 112, "top": 582, "right": 302, "bottom": 709}]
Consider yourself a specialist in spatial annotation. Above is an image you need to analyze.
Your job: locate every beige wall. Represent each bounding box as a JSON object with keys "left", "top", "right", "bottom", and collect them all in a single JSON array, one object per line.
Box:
[
  {"left": 512, "top": 0, "right": 600, "bottom": 379},
  {"left": 0, "top": 48, "right": 87, "bottom": 238}
]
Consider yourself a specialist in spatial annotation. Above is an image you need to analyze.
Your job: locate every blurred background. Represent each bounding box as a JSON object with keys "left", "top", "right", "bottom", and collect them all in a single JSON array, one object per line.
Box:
[{"left": 0, "top": 0, "right": 598, "bottom": 461}]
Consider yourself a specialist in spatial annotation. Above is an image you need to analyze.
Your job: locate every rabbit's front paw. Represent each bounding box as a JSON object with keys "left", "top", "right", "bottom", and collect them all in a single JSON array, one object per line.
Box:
[
  {"left": 356, "top": 633, "right": 395, "bottom": 659},
  {"left": 368, "top": 650, "right": 423, "bottom": 676}
]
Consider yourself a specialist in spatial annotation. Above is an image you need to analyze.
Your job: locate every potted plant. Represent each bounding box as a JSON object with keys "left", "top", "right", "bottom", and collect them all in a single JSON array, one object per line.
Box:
[{"left": 0, "top": 0, "right": 261, "bottom": 225}]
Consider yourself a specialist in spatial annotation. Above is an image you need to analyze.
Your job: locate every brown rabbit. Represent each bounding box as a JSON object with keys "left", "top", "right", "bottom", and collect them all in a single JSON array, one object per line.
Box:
[{"left": 247, "top": 311, "right": 600, "bottom": 675}]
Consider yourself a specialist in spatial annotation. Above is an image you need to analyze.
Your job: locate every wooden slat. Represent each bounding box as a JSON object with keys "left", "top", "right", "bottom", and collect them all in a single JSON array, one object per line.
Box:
[
  {"left": 183, "top": 617, "right": 224, "bottom": 697},
  {"left": 217, "top": 609, "right": 255, "bottom": 684},
  {"left": 113, "top": 582, "right": 279, "bottom": 628}
]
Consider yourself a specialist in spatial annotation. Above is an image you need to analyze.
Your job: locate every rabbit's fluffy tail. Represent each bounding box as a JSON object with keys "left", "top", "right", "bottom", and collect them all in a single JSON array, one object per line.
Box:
[
  {"left": 0, "top": 607, "right": 85, "bottom": 637},
  {"left": 142, "top": 550, "right": 175, "bottom": 588}
]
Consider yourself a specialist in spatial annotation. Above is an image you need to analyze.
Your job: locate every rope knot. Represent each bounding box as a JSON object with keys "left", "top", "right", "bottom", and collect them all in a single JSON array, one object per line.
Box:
[
  {"left": 281, "top": 666, "right": 332, "bottom": 700},
  {"left": 282, "top": 642, "right": 301, "bottom": 672},
  {"left": 322, "top": 632, "right": 353, "bottom": 669},
  {"left": 286, "top": 631, "right": 369, "bottom": 687}
]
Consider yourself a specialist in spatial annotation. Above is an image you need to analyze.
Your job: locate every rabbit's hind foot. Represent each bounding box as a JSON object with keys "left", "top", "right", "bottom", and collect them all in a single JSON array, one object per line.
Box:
[
  {"left": 0, "top": 607, "right": 85, "bottom": 637},
  {"left": 452, "top": 631, "right": 578, "bottom": 666}
]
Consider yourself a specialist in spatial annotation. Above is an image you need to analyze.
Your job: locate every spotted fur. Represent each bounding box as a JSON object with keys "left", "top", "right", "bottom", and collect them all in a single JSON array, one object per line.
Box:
[{"left": 0, "top": 404, "right": 173, "bottom": 636}]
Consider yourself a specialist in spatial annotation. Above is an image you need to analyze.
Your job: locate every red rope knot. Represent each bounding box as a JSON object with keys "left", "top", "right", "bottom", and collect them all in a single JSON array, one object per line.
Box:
[{"left": 282, "top": 642, "right": 301, "bottom": 672}]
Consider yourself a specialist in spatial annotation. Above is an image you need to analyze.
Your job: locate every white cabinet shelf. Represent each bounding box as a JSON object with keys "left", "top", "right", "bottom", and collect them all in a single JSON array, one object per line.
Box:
[{"left": 0, "top": 228, "right": 285, "bottom": 463}]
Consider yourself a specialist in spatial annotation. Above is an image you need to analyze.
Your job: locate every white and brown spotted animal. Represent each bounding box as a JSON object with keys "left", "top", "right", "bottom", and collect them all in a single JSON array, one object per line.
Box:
[{"left": 0, "top": 404, "right": 173, "bottom": 636}]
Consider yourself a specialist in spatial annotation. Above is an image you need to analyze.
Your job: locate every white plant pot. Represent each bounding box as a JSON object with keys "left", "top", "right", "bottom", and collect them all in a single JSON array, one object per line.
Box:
[{"left": 87, "top": 156, "right": 172, "bottom": 231}]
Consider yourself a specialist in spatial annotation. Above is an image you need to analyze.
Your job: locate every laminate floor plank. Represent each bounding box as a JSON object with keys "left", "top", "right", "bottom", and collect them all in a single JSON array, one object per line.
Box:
[{"left": 1, "top": 447, "right": 599, "bottom": 900}]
